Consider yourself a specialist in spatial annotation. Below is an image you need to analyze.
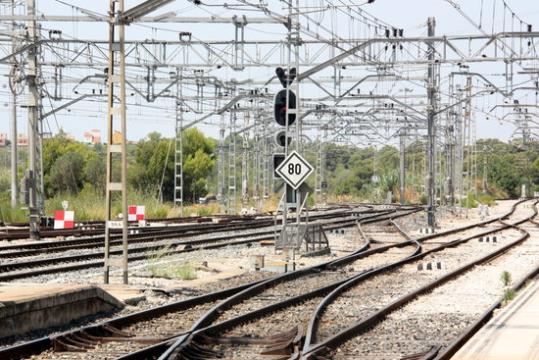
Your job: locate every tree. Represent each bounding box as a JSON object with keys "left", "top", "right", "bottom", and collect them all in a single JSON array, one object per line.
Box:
[
  {"left": 130, "top": 132, "right": 174, "bottom": 199},
  {"left": 489, "top": 155, "right": 521, "bottom": 197},
  {"left": 43, "top": 132, "right": 95, "bottom": 196},
  {"left": 49, "top": 152, "right": 85, "bottom": 194},
  {"left": 129, "top": 129, "right": 215, "bottom": 203},
  {"left": 182, "top": 129, "right": 216, "bottom": 202},
  {"left": 84, "top": 154, "right": 106, "bottom": 194}
]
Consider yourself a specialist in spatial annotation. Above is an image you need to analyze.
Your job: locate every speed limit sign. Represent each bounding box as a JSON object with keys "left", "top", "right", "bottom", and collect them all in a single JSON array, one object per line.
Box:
[{"left": 276, "top": 151, "right": 314, "bottom": 189}]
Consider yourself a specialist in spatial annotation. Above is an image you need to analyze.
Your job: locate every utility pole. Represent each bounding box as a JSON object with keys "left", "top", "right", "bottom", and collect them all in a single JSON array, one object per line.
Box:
[
  {"left": 103, "top": 0, "right": 174, "bottom": 284},
  {"left": 228, "top": 109, "right": 237, "bottom": 213},
  {"left": 174, "top": 69, "right": 184, "bottom": 216},
  {"left": 217, "top": 114, "right": 226, "bottom": 213},
  {"left": 104, "top": 0, "right": 128, "bottom": 285},
  {"left": 241, "top": 112, "right": 249, "bottom": 207},
  {"left": 10, "top": 0, "right": 17, "bottom": 209},
  {"left": 426, "top": 17, "right": 437, "bottom": 228},
  {"left": 10, "top": 88, "right": 17, "bottom": 208},
  {"left": 399, "top": 128, "right": 406, "bottom": 204},
  {"left": 25, "top": 0, "right": 40, "bottom": 239}
]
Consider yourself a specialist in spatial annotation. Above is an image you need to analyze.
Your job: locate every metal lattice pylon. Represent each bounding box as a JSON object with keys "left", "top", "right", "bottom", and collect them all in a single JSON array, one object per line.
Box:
[
  {"left": 174, "top": 74, "right": 184, "bottom": 214},
  {"left": 217, "top": 114, "right": 226, "bottom": 212},
  {"left": 227, "top": 110, "right": 237, "bottom": 214}
]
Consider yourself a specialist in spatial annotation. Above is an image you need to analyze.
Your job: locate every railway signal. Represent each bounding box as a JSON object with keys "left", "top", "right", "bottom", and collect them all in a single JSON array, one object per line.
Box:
[
  {"left": 273, "top": 88, "right": 296, "bottom": 127},
  {"left": 273, "top": 67, "right": 297, "bottom": 180}
]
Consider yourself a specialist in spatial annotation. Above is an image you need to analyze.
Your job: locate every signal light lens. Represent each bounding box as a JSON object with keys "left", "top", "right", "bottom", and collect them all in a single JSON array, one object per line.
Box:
[{"left": 274, "top": 89, "right": 296, "bottom": 127}]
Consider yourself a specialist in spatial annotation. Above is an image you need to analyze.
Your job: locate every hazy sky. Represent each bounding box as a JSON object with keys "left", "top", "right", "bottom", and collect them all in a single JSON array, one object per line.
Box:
[{"left": 1, "top": 0, "right": 538, "bottom": 143}]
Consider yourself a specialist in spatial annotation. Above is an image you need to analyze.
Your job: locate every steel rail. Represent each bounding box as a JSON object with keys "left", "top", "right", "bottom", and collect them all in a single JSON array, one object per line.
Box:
[
  {"left": 0, "top": 209, "right": 354, "bottom": 242},
  {"left": 124, "top": 210, "right": 422, "bottom": 360},
  {"left": 0, "top": 214, "right": 268, "bottom": 240},
  {"left": 104, "top": 201, "right": 530, "bottom": 360},
  {"left": 0, "top": 211, "right": 397, "bottom": 282},
  {"left": 0, "top": 208, "right": 411, "bottom": 360},
  {"left": 0, "top": 280, "right": 264, "bottom": 360},
  {"left": 0, "top": 204, "right": 378, "bottom": 240},
  {"left": 423, "top": 217, "right": 539, "bottom": 360},
  {"left": 301, "top": 199, "right": 537, "bottom": 359},
  {"left": 0, "top": 209, "right": 371, "bottom": 258}
]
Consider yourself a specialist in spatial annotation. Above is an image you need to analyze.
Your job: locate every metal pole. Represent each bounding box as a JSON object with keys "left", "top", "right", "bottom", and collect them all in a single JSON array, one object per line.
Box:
[
  {"left": 10, "top": 0, "right": 17, "bottom": 208},
  {"left": 10, "top": 92, "right": 17, "bottom": 208},
  {"left": 294, "top": 0, "right": 301, "bottom": 262},
  {"left": 26, "top": 0, "right": 39, "bottom": 239},
  {"left": 174, "top": 69, "right": 184, "bottom": 215},
  {"left": 104, "top": 0, "right": 128, "bottom": 285},
  {"left": 427, "top": 17, "right": 437, "bottom": 228},
  {"left": 218, "top": 114, "right": 226, "bottom": 213},
  {"left": 241, "top": 112, "right": 249, "bottom": 207},
  {"left": 399, "top": 129, "right": 406, "bottom": 204},
  {"left": 119, "top": 0, "right": 128, "bottom": 285}
]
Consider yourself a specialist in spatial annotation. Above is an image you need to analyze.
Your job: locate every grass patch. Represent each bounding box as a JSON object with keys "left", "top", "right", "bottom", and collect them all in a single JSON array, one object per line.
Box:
[
  {"left": 168, "top": 263, "right": 198, "bottom": 280},
  {"left": 0, "top": 199, "right": 27, "bottom": 223},
  {"left": 460, "top": 192, "right": 496, "bottom": 209},
  {"left": 500, "top": 271, "right": 512, "bottom": 287},
  {"left": 503, "top": 289, "right": 516, "bottom": 303},
  {"left": 146, "top": 246, "right": 198, "bottom": 280},
  {"left": 46, "top": 189, "right": 178, "bottom": 221}
]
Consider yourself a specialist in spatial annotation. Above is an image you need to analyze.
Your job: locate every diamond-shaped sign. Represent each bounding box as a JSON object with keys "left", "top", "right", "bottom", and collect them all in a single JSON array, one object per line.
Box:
[{"left": 276, "top": 151, "right": 314, "bottom": 190}]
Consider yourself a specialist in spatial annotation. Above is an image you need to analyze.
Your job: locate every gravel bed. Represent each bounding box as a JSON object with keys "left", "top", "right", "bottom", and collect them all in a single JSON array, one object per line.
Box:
[
  {"left": 0, "top": 225, "right": 278, "bottom": 264},
  {"left": 0, "top": 207, "right": 414, "bottom": 359},
  {"left": 0, "top": 211, "right": 379, "bottom": 282},
  {"left": 190, "top": 242, "right": 418, "bottom": 360},
  {"left": 30, "top": 302, "right": 219, "bottom": 360},
  {"left": 0, "top": 270, "right": 275, "bottom": 353},
  {"left": 8, "top": 242, "right": 273, "bottom": 284},
  {"left": 214, "top": 297, "right": 323, "bottom": 360},
  {"left": 332, "top": 216, "right": 539, "bottom": 359},
  {"left": 332, "top": 313, "right": 476, "bottom": 360},
  {"left": 216, "top": 272, "right": 348, "bottom": 324},
  {"left": 315, "top": 227, "right": 521, "bottom": 342},
  {"left": 214, "top": 239, "right": 418, "bottom": 324},
  {"left": 0, "top": 290, "right": 187, "bottom": 352}
]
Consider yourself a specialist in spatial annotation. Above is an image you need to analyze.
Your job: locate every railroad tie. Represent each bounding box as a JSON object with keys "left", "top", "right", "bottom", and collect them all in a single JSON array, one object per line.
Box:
[
  {"left": 192, "top": 326, "right": 302, "bottom": 358},
  {"left": 400, "top": 344, "right": 441, "bottom": 360},
  {"left": 52, "top": 324, "right": 165, "bottom": 353}
]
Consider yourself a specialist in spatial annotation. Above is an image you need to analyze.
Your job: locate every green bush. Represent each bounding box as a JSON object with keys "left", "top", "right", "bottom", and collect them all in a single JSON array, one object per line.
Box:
[
  {"left": 503, "top": 289, "right": 516, "bottom": 303},
  {"left": 0, "top": 199, "right": 27, "bottom": 224},
  {"left": 477, "top": 193, "right": 496, "bottom": 206},
  {"left": 500, "top": 271, "right": 512, "bottom": 287},
  {"left": 0, "top": 168, "right": 10, "bottom": 194},
  {"left": 460, "top": 192, "right": 496, "bottom": 209}
]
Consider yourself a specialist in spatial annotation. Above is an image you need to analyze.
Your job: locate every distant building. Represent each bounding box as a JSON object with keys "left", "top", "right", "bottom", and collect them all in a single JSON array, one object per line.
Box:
[
  {"left": 0, "top": 133, "right": 7, "bottom": 147},
  {"left": 17, "top": 134, "right": 28, "bottom": 147},
  {"left": 83, "top": 129, "right": 102, "bottom": 145}
]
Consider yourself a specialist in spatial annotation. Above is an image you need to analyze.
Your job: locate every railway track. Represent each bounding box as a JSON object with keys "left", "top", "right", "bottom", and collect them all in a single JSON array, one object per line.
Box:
[
  {"left": 0, "top": 208, "right": 362, "bottom": 252},
  {"left": 0, "top": 208, "right": 403, "bottom": 282},
  {"left": 150, "top": 199, "right": 536, "bottom": 360},
  {"left": 0, "top": 207, "right": 416, "bottom": 359},
  {"left": 3, "top": 200, "right": 532, "bottom": 360},
  {"left": 302, "top": 199, "right": 539, "bottom": 360},
  {"left": 0, "top": 214, "right": 269, "bottom": 241},
  {"left": 0, "top": 204, "right": 376, "bottom": 241}
]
